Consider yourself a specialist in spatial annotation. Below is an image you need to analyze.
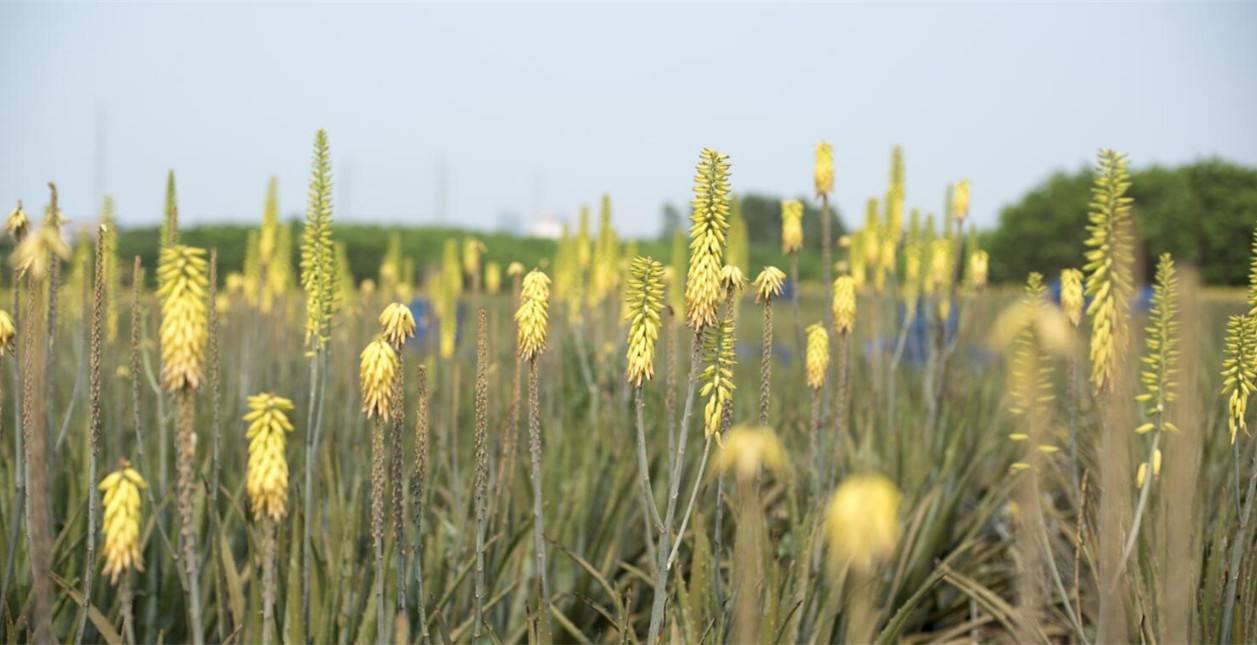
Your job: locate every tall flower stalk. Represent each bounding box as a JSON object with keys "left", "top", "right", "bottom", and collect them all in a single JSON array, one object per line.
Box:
[
  {"left": 360, "top": 334, "right": 398, "bottom": 639},
  {"left": 299, "top": 129, "right": 338, "bottom": 634},
  {"left": 753, "top": 267, "right": 785, "bottom": 426},
  {"left": 515, "top": 268, "right": 552, "bottom": 640},
  {"left": 157, "top": 241, "right": 209, "bottom": 645},
  {"left": 244, "top": 393, "right": 294, "bottom": 645},
  {"left": 625, "top": 257, "right": 665, "bottom": 563},
  {"left": 648, "top": 147, "right": 731, "bottom": 644}
]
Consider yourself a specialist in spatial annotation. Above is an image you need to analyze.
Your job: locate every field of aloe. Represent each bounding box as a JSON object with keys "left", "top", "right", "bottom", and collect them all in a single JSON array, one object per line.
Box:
[{"left": 1, "top": 131, "right": 1255, "bottom": 644}]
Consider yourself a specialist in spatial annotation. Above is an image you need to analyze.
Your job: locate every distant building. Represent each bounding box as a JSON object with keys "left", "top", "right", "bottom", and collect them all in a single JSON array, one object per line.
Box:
[{"left": 529, "top": 212, "right": 564, "bottom": 239}]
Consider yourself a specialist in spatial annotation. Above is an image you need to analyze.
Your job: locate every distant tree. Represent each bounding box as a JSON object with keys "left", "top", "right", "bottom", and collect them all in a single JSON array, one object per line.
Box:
[{"left": 987, "top": 158, "right": 1257, "bottom": 284}]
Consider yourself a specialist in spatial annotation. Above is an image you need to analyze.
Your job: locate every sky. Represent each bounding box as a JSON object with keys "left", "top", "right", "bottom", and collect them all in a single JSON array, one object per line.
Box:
[{"left": 2, "top": 2, "right": 1255, "bottom": 238}]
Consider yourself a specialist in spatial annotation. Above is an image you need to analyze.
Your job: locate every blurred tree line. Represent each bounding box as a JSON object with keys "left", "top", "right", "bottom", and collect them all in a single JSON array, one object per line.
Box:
[{"left": 986, "top": 158, "right": 1257, "bottom": 285}]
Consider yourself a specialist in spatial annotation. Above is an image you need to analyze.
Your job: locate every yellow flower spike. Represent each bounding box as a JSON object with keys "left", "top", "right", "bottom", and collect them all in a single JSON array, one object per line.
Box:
[
  {"left": 685, "top": 148, "right": 732, "bottom": 331},
  {"left": 1221, "top": 314, "right": 1257, "bottom": 444},
  {"left": 952, "top": 180, "right": 970, "bottom": 221},
  {"left": 5, "top": 201, "right": 28, "bottom": 239},
  {"left": 753, "top": 266, "right": 786, "bottom": 304},
  {"left": 966, "top": 250, "right": 989, "bottom": 290},
  {"left": 244, "top": 393, "right": 295, "bottom": 521},
  {"left": 10, "top": 224, "right": 71, "bottom": 281},
  {"left": 624, "top": 257, "right": 665, "bottom": 387},
  {"left": 378, "top": 303, "right": 416, "bottom": 349},
  {"left": 814, "top": 141, "right": 834, "bottom": 197},
  {"left": 516, "top": 269, "right": 551, "bottom": 361},
  {"left": 485, "top": 262, "right": 502, "bottom": 295},
  {"left": 781, "top": 200, "right": 804, "bottom": 254},
  {"left": 719, "top": 264, "right": 746, "bottom": 295},
  {"left": 156, "top": 244, "right": 210, "bottom": 392},
  {"left": 823, "top": 474, "right": 901, "bottom": 576},
  {"left": 832, "top": 276, "right": 857, "bottom": 335},
  {"left": 506, "top": 261, "right": 525, "bottom": 279},
  {"left": 1060, "top": 268, "right": 1084, "bottom": 327},
  {"left": 360, "top": 337, "right": 399, "bottom": 422},
  {"left": 100, "top": 460, "right": 147, "bottom": 584},
  {"left": 713, "top": 425, "right": 787, "bottom": 482},
  {"left": 805, "top": 323, "right": 829, "bottom": 390},
  {"left": 1084, "top": 150, "right": 1136, "bottom": 394},
  {"left": 0, "top": 310, "right": 14, "bottom": 357},
  {"left": 700, "top": 317, "right": 737, "bottom": 440}
]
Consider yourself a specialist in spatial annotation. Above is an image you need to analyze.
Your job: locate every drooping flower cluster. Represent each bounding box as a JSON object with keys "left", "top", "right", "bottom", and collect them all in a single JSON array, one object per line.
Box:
[
  {"left": 624, "top": 257, "right": 665, "bottom": 387},
  {"left": 379, "top": 303, "right": 416, "bottom": 349},
  {"left": 360, "top": 337, "right": 399, "bottom": 422},
  {"left": 832, "top": 276, "right": 857, "bottom": 335},
  {"left": 805, "top": 323, "right": 829, "bottom": 390},
  {"left": 245, "top": 393, "right": 295, "bottom": 521},
  {"left": 516, "top": 269, "right": 551, "bottom": 362},
  {"left": 685, "top": 148, "right": 732, "bottom": 330},
  {"left": 100, "top": 462, "right": 147, "bottom": 584},
  {"left": 157, "top": 245, "right": 210, "bottom": 392}
]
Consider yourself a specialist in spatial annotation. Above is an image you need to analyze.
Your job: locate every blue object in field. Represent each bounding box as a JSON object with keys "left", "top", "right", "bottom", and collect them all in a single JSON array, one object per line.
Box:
[
  {"left": 407, "top": 297, "right": 463, "bottom": 348},
  {"left": 1047, "top": 277, "right": 1151, "bottom": 312},
  {"left": 781, "top": 276, "right": 797, "bottom": 301},
  {"left": 878, "top": 297, "right": 958, "bottom": 367}
]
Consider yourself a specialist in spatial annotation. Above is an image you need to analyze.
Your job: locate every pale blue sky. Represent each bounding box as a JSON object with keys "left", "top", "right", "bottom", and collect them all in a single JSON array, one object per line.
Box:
[{"left": 2, "top": 2, "right": 1255, "bottom": 237}]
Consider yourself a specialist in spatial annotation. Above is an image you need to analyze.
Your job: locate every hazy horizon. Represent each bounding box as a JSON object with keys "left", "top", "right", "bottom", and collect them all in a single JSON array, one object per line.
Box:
[{"left": 3, "top": 2, "right": 1255, "bottom": 237}]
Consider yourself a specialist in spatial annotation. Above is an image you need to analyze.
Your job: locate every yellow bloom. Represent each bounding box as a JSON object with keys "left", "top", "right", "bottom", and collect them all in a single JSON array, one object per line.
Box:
[
  {"left": 463, "top": 238, "right": 485, "bottom": 282},
  {"left": 805, "top": 323, "right": 829, "bottom": 390},
  {"left": 157, "top": 245, "right": 209, "bottom": 392},
  {"left": 1221, "top": 314, "right": 1256, "bottom": 444},
  {"left": 832, "top": 276, "right": 857, "bottom": 335},
  {"left": 781, "top": 200, "right": 804, "bottom": 254},
  {"left": 719, "top": 264, "right": 746, "bottom": 295},
  {"left": 753, "top": 266, "right": 786, "bottom": 304},
  {"left": 823, "top": 474, "right": 901, "bottom": 575},
  {"left": 1084, "top": 149, "right": 1135, "bottom": 394},
  {"left": 929, "top": 238, "right": 953, "bottom": 320},
  {"left": 700, "top": 318, "right": 736, "bottom": 440},
  {"left": 685, "top": 148, "right": 732, "bottom": 330},
  {"left": 485, "top": 262, "right": 502, "bottom": 295},
  {"left": 713, "top": 425, "right": 787, "bottom": 482},
  {"left": 245, "top": 393, "right": 295, "bottom": 521},
  {"left": 624, "top": 257, "right": 664, "bottom": 387},
  {"left": 0, "top": 310, "right": 14, "bottom": 357},
  {"left": 1060, "top": 268, "right": 1084, "bottom": 327},
  {"left": 100, "top": 461, "right": 146, "bottom": 584},
  {"left": 378, "top": 303, "right": 416, "bottom": 349},
  {"left": 951, "top": 180, "right": 970, "bottom": 221},
  {"left": 5, "top": 201, "right": 28, "bottom": 239},
  {"left": 814, "top": 141, "right": 834, "bottom": 196},
  {"left": 360, "top": 337, "right": 399, "bottom": 422},
  {"left": 516, "top": 269, "right": 551, "bottom": 361},
  {"left": 10, "top": 224, "right": 70, "bottom": 281},
  {"left": 966, "top": 250, "right": 989, "bottom": 290},
  {"left": 506, "top": 261, "right": 525, "bottom": 278}
]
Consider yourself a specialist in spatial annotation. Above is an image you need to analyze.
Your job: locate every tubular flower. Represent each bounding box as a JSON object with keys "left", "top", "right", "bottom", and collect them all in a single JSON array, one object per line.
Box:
[
  {"left": 360, "top": 337, "right": 399, "bottom": 422},
  {"left": 823, "top": 474, "right": 901, "bottom": 576},
  {"left": 624, "top": 257, "right": 665, "bottom": 387},
  {"left": 805, "top": 323, "right": 829, "bottom": 390},
  {"left": 485, "top": 262, "right": 502, "bottom": 295},
  {"left": 832, "top": 276, "right": 857, "bottom": 335},
  {"left": 952, "top": 180, "right": 970, "bottom": 221},
  {"left": 300, "top": 129, "right": 339, "bottom": 350},
  {"left": 245, "top": 393, "right": 295, "bottom": 521},
  {"left": 516, "top": 269, "right": 551, "bottom": 361},
  {"left": 753, "top": 266, "right": 786, "bottom": 304},
  {"left": 379, "top": 303, "right": 416, "bottom": 349},
  {"left": 720, "top": 264, "right": 746, "bottom": 295},
  {"left": 1139, "top": 254, "right": 1179, "bottom": 416},
  {"left": 685, "top": 148, "right": 732, "bottom": 330},
  {"left": 1221, "top": 314, "right": 1257, "bottom": 444},
  {"left": 700, "top": 318, "right": 736, "bottom": 440},
  {"left": 1083, "top": 149, "right": 1135, "bottom": 394},
  {"left": 6, "top": 201, "right": 28, "bottom": 239},
  {"left": 10, "top": 224, "right": 70, "bottom": 281},
  {"left": 966, "top": 250, "right": 989, "bottom": 290},
  {"left": 157, "top": 244, "right": 210, "bottom": 392},
  {"left": 814, "top": 140, "right": 834, "bottom": 196},
  {"left": 1060, "top": 268, "right": 1084, "bottom": 327},
  {"left": 714, "top": 425, "right": 787, "bottom": 482},
  {"left": 507, "top": 261, "right": 525, "bottom": 279},
  {"left": 100, "top": 462, "right": 146, "bottom": 584},
  {"left": 0, "top": 310, "right": 14, "bottom": 356},
  {"left": 781, "top": 200, "right": 804, "bottom": 254}
]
